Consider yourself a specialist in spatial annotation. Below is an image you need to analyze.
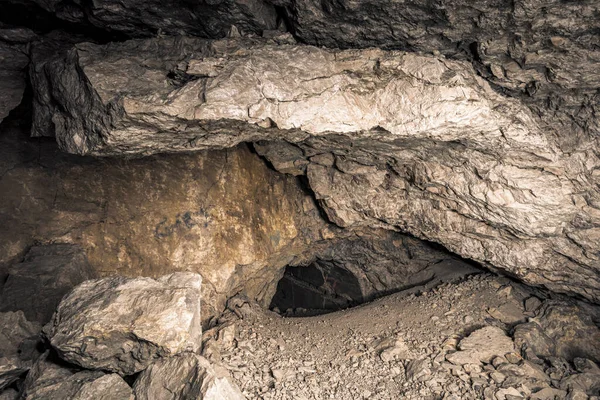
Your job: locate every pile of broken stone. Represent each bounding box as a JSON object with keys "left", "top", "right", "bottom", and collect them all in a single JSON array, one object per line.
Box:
[{"left": 0, "top": 245, "right": 244, "bottom": 400}]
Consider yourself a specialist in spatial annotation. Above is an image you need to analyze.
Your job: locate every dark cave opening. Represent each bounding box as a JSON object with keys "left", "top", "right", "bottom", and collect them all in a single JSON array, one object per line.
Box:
[{"left": 269, "top": 260, "right": 365, "bottom": 317}]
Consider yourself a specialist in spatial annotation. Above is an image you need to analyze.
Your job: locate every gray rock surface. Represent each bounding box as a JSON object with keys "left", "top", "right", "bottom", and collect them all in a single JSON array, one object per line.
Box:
[
  {"left": 446, "top": 326, "right": 515, "bottom": 365},
  {"left": 513, "top": 301, "right": 600, "bottom": 362},
  {"left": 22, "top": 353, "right": 134, "bottom": 400},
  {"left": 0, "top": 311, "right": 41, "bottom": 390},
  {"left": 29, "top": 35, "right": 600, "bottom": 304},
  {"left": 133, "top": 353, "right": 244, "bottom": 400},
  {"left": 45, "top": 272, "right": 203, "bottom": 375},
  {"left": 3, "top": 0, "right": 277, "bottom": 39},
  {"left": 0, "top": 244, "right": 97, "bottom": 323},
  {"left": 0, "top": 42, "right": 28, "bottom": 124}
]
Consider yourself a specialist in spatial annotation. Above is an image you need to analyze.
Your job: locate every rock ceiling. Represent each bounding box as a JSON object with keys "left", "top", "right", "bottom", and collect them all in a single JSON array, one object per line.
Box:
[{"left": 0, "top": 0, "right": 599, "bottom": 303}]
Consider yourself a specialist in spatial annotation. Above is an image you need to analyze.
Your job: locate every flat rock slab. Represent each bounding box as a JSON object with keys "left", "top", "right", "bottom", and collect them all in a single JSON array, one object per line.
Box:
[
  {"left": 133, "top": 353, "right": 244, "bottom": 400},
  {"left": 45, "top": 272, "right": 202, "bottom": 375},
  {"left": 0, "top": 244, "right": 97, "bottom": 323},
  {"left": 31, "top": 36, "right": 547, "bottom": 158},
  {"left": 446, "top": 326, "right": 515, "bottom": 365}
]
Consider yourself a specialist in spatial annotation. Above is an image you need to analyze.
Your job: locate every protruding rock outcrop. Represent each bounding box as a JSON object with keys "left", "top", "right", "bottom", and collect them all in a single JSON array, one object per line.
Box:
[
  {"left": 45, "top": 273, "right": 203, "bottom": 375},
  {"left": 29, "top": 36, "right": 600, "bottom": 304}
]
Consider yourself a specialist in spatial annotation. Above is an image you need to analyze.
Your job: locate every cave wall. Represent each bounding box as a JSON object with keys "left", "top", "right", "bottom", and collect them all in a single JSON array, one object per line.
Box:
[{"left": 0, "top": 122, "right": 330, "bottom": 317}]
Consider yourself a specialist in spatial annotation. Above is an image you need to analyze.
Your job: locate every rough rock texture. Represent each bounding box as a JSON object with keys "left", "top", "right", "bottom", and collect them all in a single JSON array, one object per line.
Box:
[
  {"left": 2, "top": 0, "right": 278, "bottom": 38},
  {"left": 30, "top": 36, "right": 600, "bottom": 303},
  {"left": 133, "top": 353, "right": 244, "bottom": 400},
  {"left": 0, "top": 123, "right": 326, "bottom": 320},
  {"left": 0, "top": 311, "right": 41, "bottom": 390},
  {"left": 446, "top": 326, "right": 515, "bottom": 365},
  {"left": 22, "top": 353, "right": 134, "bottom": 400},
  {"left": 46, "top": 273, "right": 203, "bottom": 375},
  {"left": 0, "top": 41, "right": 28, "bottom": 124},
  {"left": 271, "top": 231, "right": 480, "bottom": 313},
  {"left": 513, "top": 301, "right": 600, "bottom": 362},
  {"left": 277, "top": 0, "right": 600, "bottom": 145},
  {"left": 0, "top": 119, "right": 471, "bottom": 322},
  {"left": 0, "top": 244, "right": 97, "bottom": 323}
]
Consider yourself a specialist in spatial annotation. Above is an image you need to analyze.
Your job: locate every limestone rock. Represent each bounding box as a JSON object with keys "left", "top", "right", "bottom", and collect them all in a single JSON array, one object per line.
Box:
[
  {"left": 45, "top": 272, "right": 202, "bottom": 375},
  {"left": 28, "top": 35, "right": 600, "bottom": 306},
  {"left": 22, "top": 353, "right": 134, "bottom": 400},
  {"left": 513, "top": 301, "right": 600, "bottom": 362},
  {"left": 0, "top": 244, "right": 97, "bottom": 323},
  {"left": 133, "top": 352, "right": 244, "bottom": 400},
  {"left": 31, "top": 36, "right": 546, "bottom": 157},
  {"left": 446, "top": 326, "right": 515, "bottom": 365},
  {"left": 0, "top": 311, "right": 41, "bottom": 390}
]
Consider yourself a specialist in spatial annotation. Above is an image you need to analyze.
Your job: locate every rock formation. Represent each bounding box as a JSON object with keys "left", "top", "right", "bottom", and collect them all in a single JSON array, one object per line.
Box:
[
  {"left": 133, "top": 353, "right": 244, "bottom": 400},
  {"left": 27, "top": 34, "right": 600, "bottom": 304},
  {"left": 45, "top": 273, "right": 203, "bottom": 375}
]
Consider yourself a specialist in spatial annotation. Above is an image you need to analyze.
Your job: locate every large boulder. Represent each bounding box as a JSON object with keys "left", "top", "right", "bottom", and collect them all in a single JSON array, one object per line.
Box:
[
  {"left": 22, "top": 353, "right": 134, "bottom": 400},
  {"left": 45, "top": 272, "right": 202, "bottom": 375},
  {"left": 0, "top": 311, "right": 41, "bottom": 390},
  {"left": 29, "top": 36, "right": 600, "bottom": 304},
  {"left": 133, "top": 353, "right": 244, "bottom": 400},
  {"left": 0, "top": 244, "right": 97, "bottom": 323},
  {"left": 513, "top": 301, "right": 600, "bottom": 362}
]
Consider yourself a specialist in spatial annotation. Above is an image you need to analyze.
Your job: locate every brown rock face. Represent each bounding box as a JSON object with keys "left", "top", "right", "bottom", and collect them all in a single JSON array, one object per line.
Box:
[{"left": 27, "top": 36, "right": 600, "bottom": 303}]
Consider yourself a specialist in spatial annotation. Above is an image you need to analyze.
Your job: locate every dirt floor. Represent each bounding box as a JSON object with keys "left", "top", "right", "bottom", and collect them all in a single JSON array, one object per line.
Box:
[{"left": 202, "top": 273, "right": 600, "bottom": 400}]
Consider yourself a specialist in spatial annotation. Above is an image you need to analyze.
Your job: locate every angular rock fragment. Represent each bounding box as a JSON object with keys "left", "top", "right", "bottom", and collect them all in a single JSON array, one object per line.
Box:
[
  {"left": 0, "top": 244, "right": 97, "bottom": 323},
  {"left": 45, "top": 272, "right": 202, "bottom": 375},
  {"left": 446, "top": 326, "right": 515, "bottom": 365},
  {"left": 133, "top": 353, "right": 244, "bottom": 400},
  {"left": 513, "top": 301, "right": 600, "bottom": 362},
  {"left": 0, "top": 311, "right": 41, "bottom": 390},
  {"left": 22, "top": 353, "right": 133, "bottom": 400}
]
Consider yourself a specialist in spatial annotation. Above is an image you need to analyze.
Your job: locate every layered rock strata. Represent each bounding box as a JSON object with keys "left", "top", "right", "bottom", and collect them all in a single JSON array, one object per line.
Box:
[{"left": 29, "top": 36, "right": 600, "bottom": 303}]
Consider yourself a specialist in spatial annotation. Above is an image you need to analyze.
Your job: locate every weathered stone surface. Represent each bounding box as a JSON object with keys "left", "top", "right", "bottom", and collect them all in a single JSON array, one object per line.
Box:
[
  {"left": 0, "top": 244, "right": 97, "bottom": 323},
  {"left": 133, "top": 353, "right": 244, "bottom": 400},
  {"left": 446, "top": 326, "right": 515, "bottom": 365},
  {"left": 277, "top": 0, "right": 600, "bottom": 146},
  {"left": 0, "top": 122, "right": 327, "bottom": 321},
  {"left": 22, "top": 353, "right": 133, "bottom": 400},
  {"left": 45, "top": 273, "right": 203, "bottom": 375},
  {"left": 0, "top": 311, "right": 41, "bottom": 390},
  {"left": 0, "top": 42, "right": 28, "bottom": 124},
  {"left": 1, "top": 119, "right": 469, "bottom": 322},
  {"left": 31, "top": 36, "right": 548, "bottom": 156},
  {"left": 513, "top": 301, "right": 600, "bottom": 362},
  {"left": 29, "top": 36, "right": 600, "bottom": 304}
]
